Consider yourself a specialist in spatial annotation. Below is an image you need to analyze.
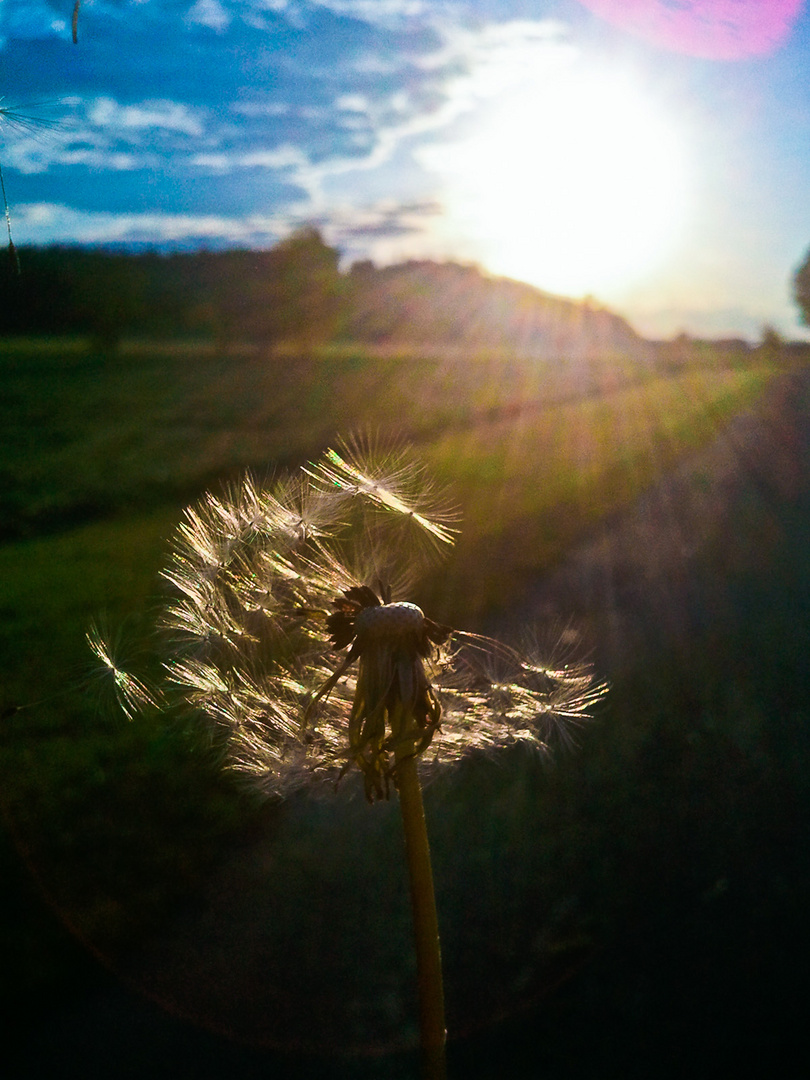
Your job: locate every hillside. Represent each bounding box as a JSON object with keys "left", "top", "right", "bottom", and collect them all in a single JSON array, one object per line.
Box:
[{"left": 345, "top": 258, "right": 647, "bottom": 358}]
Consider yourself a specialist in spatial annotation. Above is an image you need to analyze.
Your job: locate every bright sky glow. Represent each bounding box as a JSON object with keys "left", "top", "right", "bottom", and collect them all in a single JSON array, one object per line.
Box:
[
  {"left": 4, "top": 0, "right": 810, "bottom": 338},
  {"left": 422, "top": 65, "right": 691, "bottom": 298}
]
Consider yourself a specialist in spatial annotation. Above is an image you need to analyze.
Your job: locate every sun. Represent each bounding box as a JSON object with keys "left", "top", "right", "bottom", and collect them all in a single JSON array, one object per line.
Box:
[{"left": 423, "top": 66, "right": 691, "bottom": 300}]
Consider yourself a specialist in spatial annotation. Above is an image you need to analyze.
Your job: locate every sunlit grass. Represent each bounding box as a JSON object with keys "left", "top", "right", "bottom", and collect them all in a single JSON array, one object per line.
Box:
[
  {"left": 421, "top": 365, "right": 774, "bottom": 617},
  {"left": 0, "top": 337, "right": 784, "bottom": 1043},
  {"left": 0, "top": 335, "right": 762, "bottom": 542}
]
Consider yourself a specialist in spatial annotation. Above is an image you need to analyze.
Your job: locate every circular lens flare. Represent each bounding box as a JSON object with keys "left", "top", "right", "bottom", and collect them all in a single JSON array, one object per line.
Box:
[{"left": 576, "top": 0, "right": 803, "bottom": 61}]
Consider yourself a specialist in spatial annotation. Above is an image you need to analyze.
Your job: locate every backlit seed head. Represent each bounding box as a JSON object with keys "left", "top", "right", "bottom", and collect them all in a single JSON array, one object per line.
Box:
[{"left": 92, "top": 439, "right": 607, "bottom": 799}]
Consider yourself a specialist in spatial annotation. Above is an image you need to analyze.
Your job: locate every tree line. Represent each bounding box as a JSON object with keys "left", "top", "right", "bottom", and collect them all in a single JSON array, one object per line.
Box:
[
  {"left": 1, "top": 227, "right": 343, "bottom": 349},
  {"left": 6, "top": 227, "right": 810, "bottom": 353},
  {"left": 1, "top": 227, "right": 644, "bottom": 356}
]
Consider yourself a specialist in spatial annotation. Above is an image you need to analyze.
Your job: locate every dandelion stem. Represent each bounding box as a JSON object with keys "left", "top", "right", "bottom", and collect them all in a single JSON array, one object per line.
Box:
[{"left": 396, "top": 747, "right": 446, "bottom": 1080}]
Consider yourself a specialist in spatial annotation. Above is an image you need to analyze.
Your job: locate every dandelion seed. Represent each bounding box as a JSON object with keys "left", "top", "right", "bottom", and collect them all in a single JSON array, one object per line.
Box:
[
  {"left": 86, "top": 623, "right": 160, "bottom": 720},
  {"left": 1, "top": 99, "right": 64, "bottom": 274},
  {"left": 0, "top": 163, "right": 19, "bottom": 275},
  {"left": 307, "top": 436, "right": 460, "bottom": 566}
]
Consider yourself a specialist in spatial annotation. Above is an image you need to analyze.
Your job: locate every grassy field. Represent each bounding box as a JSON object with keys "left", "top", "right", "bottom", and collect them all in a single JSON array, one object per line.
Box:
[
  {"left": 421, "top": 364, "right": 772, "bottom": 615},
  {"left": 1, "top": 336, "right": 804, "bottom": 1075},
  {"left": 0, "top": 335, "right": 757, "bottom": 539}
]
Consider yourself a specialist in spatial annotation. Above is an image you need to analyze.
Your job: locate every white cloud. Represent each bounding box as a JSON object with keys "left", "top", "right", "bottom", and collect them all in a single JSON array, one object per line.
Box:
[
  {"left": 310, "top": 0, "right": 428, "bottom": 27},
  {"left": 88, "top": 98, "right": 205, "bottom": 136},
  {"left": 10, "top": 193, "right": 443, "bottom": 262},
  {"left": 185, "top": 0, "right": 232, "bottom": 32},
  {"left": 240, "top": 0, "right": 291, "bottom": 14},
  {"left": 12, "top": 202, "right": 290, "bottom": 247},
  {"left": 414, "top": 17, "right": 574, "bottom": 117},
  {"left": 3, "top": 96, "right": 208, "bottom": 174},
  {"left": 231, "top": 101, "right": 293, "bottom": 118},
  {"left": 351, "top": 52, "right": 402, "bottom": 75},
  {"left": 237, "top": 146, "right": 310, "bottom": 168},
  {"left": 191, "top": 143, "right": 311, "bottom": 174},
  {"left": 335, "top": 94, "right": 369, "bottom": 113},
  {"left": 189, "top": 153, "right": 232, "bottom": 170},
  {"left": 296, "top": 19, "right": 571, "bottom": 211}
]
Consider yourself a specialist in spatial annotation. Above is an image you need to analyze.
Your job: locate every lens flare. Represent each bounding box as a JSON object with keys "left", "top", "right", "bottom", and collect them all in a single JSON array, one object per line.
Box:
[{"left": 577, "top": 0, "right": 803, "bottom": 61}]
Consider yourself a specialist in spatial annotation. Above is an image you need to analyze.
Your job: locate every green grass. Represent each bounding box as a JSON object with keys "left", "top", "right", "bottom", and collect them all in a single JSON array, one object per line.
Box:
[
  {"left": 0, "top": 335, "right": 787, "bottom": 1040},
  {"left": 419, "top": 364, "right": 775, "bottom": 616},
  {"left": 0, "top": 510, "right": 253, "bottom": 960},
  {"left": 0, "top": 337, "right": 743, "bottom": 540}
]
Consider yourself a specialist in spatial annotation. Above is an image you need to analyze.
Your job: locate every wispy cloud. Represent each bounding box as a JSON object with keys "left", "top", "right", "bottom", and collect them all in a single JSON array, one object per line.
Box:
[
  {"left": 321, "top": 197, "right": 442, "bottom": 244},
  {"left": 310, "top": 0, "right": 431, "bottom": 28},
  {"left": 191, "top": 144, "right": 310, "bottom": 170},
  {"left": 2, "top": 14, "right": 580, "bottom": 260},
  {"left": 13, "top": 201, "right": 289, "bottom": 247},
  {"left": 3, "top": 96, "right": 210, "bottom": 174},
  {"left": 87, "top": 98, "right": 205, "bottom": 137},
  {"left": 4, "top": 5, "right": 568, "bottom": 192}
]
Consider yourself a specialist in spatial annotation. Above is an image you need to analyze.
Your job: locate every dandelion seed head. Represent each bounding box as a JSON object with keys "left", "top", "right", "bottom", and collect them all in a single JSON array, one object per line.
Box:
[{"left": 92, "top": 440, "right": 606, "bottom": 797}]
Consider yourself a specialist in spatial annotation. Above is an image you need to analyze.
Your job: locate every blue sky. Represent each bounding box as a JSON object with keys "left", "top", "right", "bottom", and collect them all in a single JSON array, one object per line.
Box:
[{"left": 3, "top": 0, "right": 810, "bottom": 340}]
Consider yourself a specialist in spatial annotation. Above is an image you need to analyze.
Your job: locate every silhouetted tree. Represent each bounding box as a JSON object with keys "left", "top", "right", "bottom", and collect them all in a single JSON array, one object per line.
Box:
[
  {"left": 793, "top": 248, "right": 810, "bottom": 325},
  {"left": 254, "top": 227, "right": 343, "bottom": 349},
  {"left": 758, "top": 323, "right": 787, "bottom": 364},
  {"left": 759, "top": 323, "right": 784, "bottom": 350}
]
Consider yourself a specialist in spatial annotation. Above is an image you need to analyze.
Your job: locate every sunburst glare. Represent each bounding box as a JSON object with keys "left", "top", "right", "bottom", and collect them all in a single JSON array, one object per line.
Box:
[{"left": 423, "top": 63, "right": 691, "bottom": 299}]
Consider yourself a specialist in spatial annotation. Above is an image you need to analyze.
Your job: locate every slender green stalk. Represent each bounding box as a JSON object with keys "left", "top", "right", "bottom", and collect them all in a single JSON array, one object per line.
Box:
[{"left": 396, "top": 749, "right": 447, "bottom": 1080}]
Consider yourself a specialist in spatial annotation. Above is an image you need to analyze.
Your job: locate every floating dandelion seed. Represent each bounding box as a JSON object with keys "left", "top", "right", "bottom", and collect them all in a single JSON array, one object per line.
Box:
[
  {"left": 86, "top": 622, "right": 161, "bottom": 721},
  {"left": 307, "top": 437, "right": 458, "bottom": 549},
  {"left": 0, "top": 162, "right": 19, "bottom": 275},
  {"left": 95, "top": 437, "right": 607, "bottom": 1073}
]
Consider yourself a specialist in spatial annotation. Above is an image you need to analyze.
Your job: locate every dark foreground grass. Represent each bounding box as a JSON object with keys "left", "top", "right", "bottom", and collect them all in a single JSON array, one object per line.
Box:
[
  {"left": 0, "top": 338, "right": 799, "bottom": 1075},
  {"left": 0, "top": 511, "right": 256, "bottom": 1005}
]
